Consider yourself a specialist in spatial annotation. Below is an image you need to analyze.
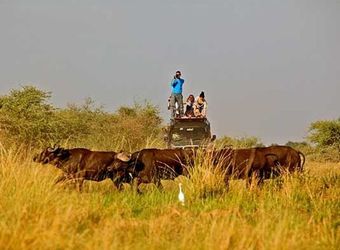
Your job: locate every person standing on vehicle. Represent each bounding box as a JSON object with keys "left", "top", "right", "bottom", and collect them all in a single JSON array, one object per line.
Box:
[{"left": 170, "top": 70, "right": 184, "bottom": 119}]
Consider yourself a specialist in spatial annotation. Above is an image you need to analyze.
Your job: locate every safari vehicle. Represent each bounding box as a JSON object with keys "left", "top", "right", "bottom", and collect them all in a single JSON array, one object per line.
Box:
[{"left": 164, "top": 117, "right": 215, "bottom": 149}]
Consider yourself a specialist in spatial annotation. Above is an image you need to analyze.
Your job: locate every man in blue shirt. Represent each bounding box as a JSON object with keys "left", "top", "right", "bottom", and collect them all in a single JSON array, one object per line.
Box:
[{"left": 170, "top": 70, "right": 184, "bottom": 119}]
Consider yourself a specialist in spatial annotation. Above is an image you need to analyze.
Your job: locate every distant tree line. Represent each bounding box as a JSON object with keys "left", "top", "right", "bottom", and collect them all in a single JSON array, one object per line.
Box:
[
  {"left": 215, "top": 120, "right": 340, "bottom": 162},
  {"left": 0, "top": 86, "right": 163, "bottom": 151},
  {"left": 0, "top": 85, "right": 339, "bottom": 162}
]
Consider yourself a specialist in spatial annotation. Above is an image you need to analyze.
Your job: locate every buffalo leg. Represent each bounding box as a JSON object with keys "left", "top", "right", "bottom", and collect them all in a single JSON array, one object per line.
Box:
[
  {"left": 132, "top": 177, "right": 143, "bottom": 194},
  {"left": 113, "top": 177, "right": 123, "bottom": 191},
  {"left": 256, "top": 177, "right": 265, "bottom": 188},
  {"left": 246, "top": 171, "right": 263, "bottom": 189},
  {"left": 246, "top": 175, "right": 257, "bottom": 189},
  {"left": 72, "top": 172, "right": 85, "bottom": 192},
  {"left": 224, "top": 174, "right": 230, "bottom": 190},
  {"left": 76, "top": 178, "right": 84, "bottom": 192},
  {"left": 155, "top": 178, "right": 164, "bottom": 191}
]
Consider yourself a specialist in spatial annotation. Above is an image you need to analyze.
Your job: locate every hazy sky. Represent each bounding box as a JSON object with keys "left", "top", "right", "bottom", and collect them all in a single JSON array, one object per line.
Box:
[{"left": 1, "top": 0, "right": 339, "bottom": 144}]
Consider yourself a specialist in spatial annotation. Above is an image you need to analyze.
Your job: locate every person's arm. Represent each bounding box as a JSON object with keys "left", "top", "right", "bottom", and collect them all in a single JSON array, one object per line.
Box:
[
  {"left": 171, "top": 78, "right": 178, "bottom": 87},
  {"left": 202, "top": 101, "right": 208, "bottom": 117}
]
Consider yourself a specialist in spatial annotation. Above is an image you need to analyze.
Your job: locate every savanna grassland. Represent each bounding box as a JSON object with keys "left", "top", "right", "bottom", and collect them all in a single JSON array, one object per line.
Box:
[
  {"left": 0, "top": 145, "right": 339, "bottom": 250},
  {"left": 0, "top": 86, "right": 339, "bottom": 250}
]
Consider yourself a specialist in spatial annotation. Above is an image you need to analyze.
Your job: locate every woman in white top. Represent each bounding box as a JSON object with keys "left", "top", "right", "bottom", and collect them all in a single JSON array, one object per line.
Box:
[{"left": 194, "top": 91, "right": 208, "bottom": 118}]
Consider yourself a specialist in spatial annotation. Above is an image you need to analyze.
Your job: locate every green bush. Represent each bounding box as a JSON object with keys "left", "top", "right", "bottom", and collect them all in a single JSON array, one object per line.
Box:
[
  {"left": 0, "top": 86, "right": 60, "bottom": 146},
  {"left": 58, "top": 100, "right": 164, "bottom": 151},
  {"left": 308, "top": 119, "right": 340, "bottom": 150},
  {"left": 308, "top": 119, "right": 340, "bottom": 162},
  {"left": 0, "top": 86, "right": 164, "bottom": 151},
  {"left": 215, "top": 135, "right": 264, "bottom": 148},
  {"left": 285, "top": 141, "right": 313, "bottom": 154}
]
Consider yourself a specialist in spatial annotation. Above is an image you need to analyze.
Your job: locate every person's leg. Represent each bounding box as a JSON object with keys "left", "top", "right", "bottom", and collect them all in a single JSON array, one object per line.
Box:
[
  {"left": 194, "top": 107, "right": 200, "bottom": 117},
  {"left": 169, "top": 94, "right": 176, "bottom": 119},
  {"left": 177, "top": 94, "right": 184, "bottom": 117},
  {"left": 173, "top": 94, "right": 179, "bottom": 118}
]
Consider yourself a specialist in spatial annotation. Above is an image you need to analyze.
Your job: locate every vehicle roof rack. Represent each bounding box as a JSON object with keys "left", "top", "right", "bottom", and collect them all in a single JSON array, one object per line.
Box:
[
  {"left": 172, "top": 117, "right": 207, "bottom": 121},
  {"left": 170, "top": 117, "right": 209, "bottom": 126}
]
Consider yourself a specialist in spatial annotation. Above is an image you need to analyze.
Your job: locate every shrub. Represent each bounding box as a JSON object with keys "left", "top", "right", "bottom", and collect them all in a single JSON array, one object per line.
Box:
[
  {"left": 308, "top": 119, "right": 340, "bottom": 150},
  {"left": 0, "top": 86, "right": 60, "bottom": 146},
  {"left": 0, "top": 86, "right": 164, "bottom": 151},
  {"left": 215, "top": 136, "right": 264, "bottom": 149},
  {"left": 58, "top": 100, "right": 164, "bottom": 151},
  {"left": 308, "top": 119, "right": 340, "bottom": 162}
]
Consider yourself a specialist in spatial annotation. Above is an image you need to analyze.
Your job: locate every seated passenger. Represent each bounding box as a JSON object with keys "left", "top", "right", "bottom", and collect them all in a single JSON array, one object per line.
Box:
[
  {"left": 185, "top": 94, "right": 195, "bottom": 117},
  {"left": 194, "top": 91, "right": 208, "bottom": 118}
]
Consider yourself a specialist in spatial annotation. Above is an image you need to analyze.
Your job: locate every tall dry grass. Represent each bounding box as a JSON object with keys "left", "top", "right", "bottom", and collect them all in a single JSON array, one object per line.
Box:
[{"left": 0, "top": 144, "right": 339, "bottom": 250}]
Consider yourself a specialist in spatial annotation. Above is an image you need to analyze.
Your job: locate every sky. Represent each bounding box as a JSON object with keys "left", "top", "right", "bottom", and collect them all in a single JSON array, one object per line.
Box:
[{"left": 0, "top": 0, "right": 339, "bottom": 144}]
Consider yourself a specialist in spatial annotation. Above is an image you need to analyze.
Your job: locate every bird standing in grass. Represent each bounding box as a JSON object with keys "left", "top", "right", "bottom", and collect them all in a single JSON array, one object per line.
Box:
[{"left": 178, "top": 183, "right": 185, "bottom": 206}]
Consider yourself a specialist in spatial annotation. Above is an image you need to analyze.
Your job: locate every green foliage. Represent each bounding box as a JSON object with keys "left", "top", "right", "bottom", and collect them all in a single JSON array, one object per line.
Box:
[
  {"left": 0, "top": 86, "right": 60, "bottom": 145},
  {"left": 59, "top": 101, "right": 164, "bottom": 151},
  {"left": 285, "top": 141, "right": 314, "bottom": 155},
  {"left": 285, "top": 141, "right": 309, "bottom": 148},
  {"left": 308, "top": 119, "right": 340, "bottom": 161},
  {"left": 215, "top": 135, "right": 264, "bottom": 148},
  {"left": 111, "top": 102, "right": 163, "bottom": 151},
  {"left": 0, "top": 86, "right": 164, "bottom": 151},
  {"left": 55, "top": 98, "right": 112, "bottom": 147},
  {"left": 308, "top": 119, "right": 340, "bottom": 149}
]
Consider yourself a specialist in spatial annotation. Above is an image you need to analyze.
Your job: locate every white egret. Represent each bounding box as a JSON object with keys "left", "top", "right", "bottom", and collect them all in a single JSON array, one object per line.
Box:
[{"left": 178, "top": 183, "right": 185, "bottom": 205}]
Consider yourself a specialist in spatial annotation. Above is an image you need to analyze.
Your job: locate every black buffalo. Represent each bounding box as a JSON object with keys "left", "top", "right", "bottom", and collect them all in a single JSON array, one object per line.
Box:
[
  {"left": 33, "top": 146, "right": 131, "bottom": 190},
  {"left": 108, "top": 148, "right": 195, "bottom": 192},
  {"left": 256, "top": 145, "right": 305, "bottom": 177},
  {"left": 210, "top": 148, "right": 279, "bottom": 187}
]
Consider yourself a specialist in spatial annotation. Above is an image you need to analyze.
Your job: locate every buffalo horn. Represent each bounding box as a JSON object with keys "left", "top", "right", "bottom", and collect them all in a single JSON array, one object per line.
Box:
[
  {"left": 116, "top": 152, "right": 131, "bottom": 162},
  {"left": 47, "top": 144, "right": 59, "bottom": 152}
]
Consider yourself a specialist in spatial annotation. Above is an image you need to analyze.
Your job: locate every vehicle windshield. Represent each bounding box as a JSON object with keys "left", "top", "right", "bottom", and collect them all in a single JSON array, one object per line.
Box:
[{"left": 170, "top": 126, "right": 210, "bottom": 146}]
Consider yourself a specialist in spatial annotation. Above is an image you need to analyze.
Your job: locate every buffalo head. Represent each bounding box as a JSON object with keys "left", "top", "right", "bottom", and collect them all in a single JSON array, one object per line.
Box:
[{"left": 33, "top": 145, "right": 67, "bottom": 165}]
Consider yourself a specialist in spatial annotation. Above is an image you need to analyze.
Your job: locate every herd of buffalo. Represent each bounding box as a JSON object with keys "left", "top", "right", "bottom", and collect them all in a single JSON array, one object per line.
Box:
[{"left": 33, "top": 145, "right": 305, "bottom": 192}]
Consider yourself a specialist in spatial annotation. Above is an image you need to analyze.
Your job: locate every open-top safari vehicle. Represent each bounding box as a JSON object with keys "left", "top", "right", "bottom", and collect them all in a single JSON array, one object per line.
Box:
[{"left": 164, "top": 117, "right": 215, "bottom": 149}]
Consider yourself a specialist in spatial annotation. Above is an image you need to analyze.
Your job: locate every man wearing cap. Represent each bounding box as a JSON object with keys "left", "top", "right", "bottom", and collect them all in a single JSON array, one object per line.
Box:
[{"left": 169, "top": 70, "right": 185, "bottom": 119}]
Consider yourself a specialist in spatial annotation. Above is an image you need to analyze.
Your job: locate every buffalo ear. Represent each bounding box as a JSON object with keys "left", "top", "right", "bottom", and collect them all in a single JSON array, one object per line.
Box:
[{"left": 116, "top": 152, "right": 131, "bottom": 162}]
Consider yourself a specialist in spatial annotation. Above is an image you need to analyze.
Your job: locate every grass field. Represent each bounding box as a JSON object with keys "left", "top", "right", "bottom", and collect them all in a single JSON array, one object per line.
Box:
[{"left": 0, "top": 146, "right": 339, "bottom": 250}]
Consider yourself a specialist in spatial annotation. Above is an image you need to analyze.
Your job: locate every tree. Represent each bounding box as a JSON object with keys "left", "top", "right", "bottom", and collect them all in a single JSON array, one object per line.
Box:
[
  {"left": 308, "top": 119, "right": 340, "bottom": 153},
  {"left": 0, "top": 86, "right": 164, "bottom": 150},
  {"left": 0, "top": 85, "right": 59, "bottom": 145}
]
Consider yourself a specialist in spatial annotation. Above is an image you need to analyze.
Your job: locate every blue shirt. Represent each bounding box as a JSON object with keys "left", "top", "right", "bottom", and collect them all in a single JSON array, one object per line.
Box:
[{"left": 170, "top": 78, "right": 184, "bottom": 94}]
